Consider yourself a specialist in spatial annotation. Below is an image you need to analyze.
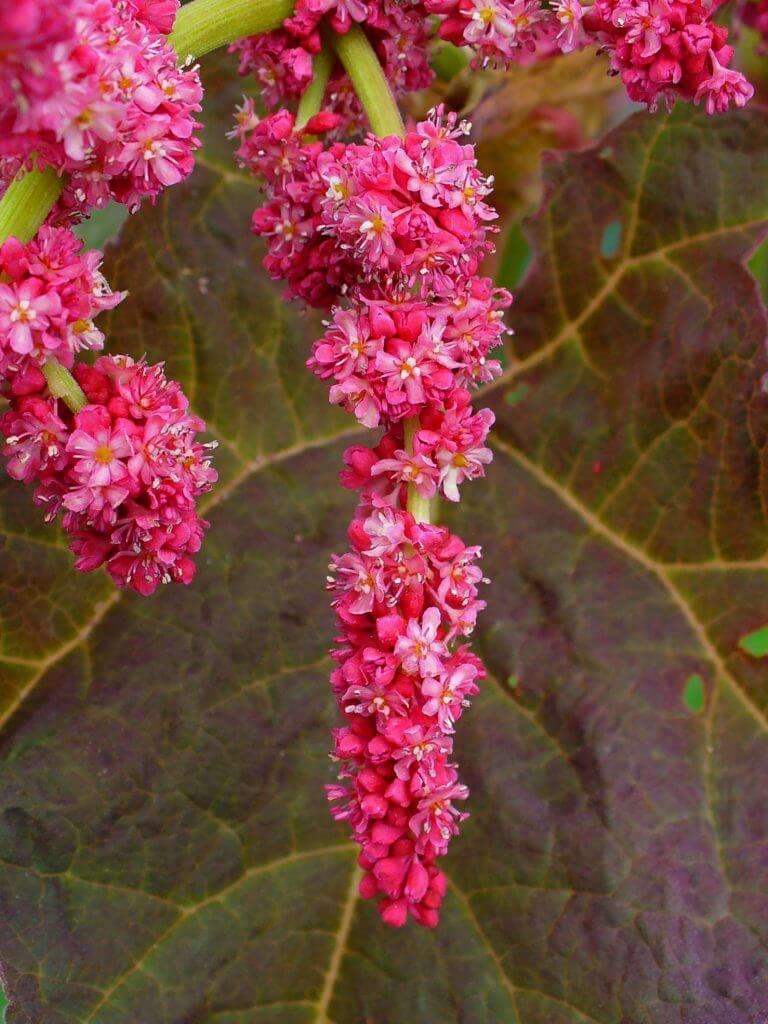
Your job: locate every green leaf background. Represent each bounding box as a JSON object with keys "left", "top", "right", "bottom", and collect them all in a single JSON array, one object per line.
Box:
[{"left": 0, "top": 57, "right": 767, "bottom": 1023}]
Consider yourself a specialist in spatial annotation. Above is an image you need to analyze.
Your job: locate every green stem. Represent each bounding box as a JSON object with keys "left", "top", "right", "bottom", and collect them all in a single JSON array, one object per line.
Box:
[
  {"left": 404, "top": 420, "right": 432, "bottom": 525},
  {"left": 42, "top": 358, "right": 88, "bottom": 414},
  {"left": 169, "top": 0, "right": 295, "bottom": 59},
  {"left": 331, "top": 25, "right": 404, "bottom": 137},
  {"left": 296, "top": 48, "right": 335, "bottom": 129},
  {"left": 0, "top": 166, "right": 63, "bottom": 245}
]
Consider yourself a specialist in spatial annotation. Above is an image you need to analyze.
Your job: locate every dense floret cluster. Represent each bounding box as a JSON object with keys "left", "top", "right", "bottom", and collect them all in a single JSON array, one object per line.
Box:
[
  {"left": 2, "top": 353, "right": 216, "bottom": 594},
  {"left": 230, "top": 0, "right": 752, "bottom": 120},
  {"left": 327, "top": 506, "right": 486, "bottom": 926},
  {"left": 583, "top": 0, "right": 753, "bottom": 113},
  {"left": 0, "top": 227, "right": 124, "bottom": 379},
  {"left": 239, "top": 104, "right": 511, "bottom": 926},
  {"left": 0, "top": 0, "right": 202, "bottom": 219},
  {"left": 231, "top": 0, "right": 433, "bottom": 125}
]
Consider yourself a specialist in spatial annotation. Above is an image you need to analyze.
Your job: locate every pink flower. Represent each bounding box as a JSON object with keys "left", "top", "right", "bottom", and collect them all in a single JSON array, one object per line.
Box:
[
  {"left": 329, "top": 551, "right": 384, "bottom": 614},
  {"left": 118, "top": 114, "right": 196, "bottom": 193},
  {"left": 67, "top": 409, "right": 133, "bottom": 489},
  {"left": 328, "top": 375, "right": 382, "bottom": 428},
  {"left": 375, "top": 339, "right": 453, "bottom": 408},
  {"left": 0, "top": 280, "right": 61, "bottom": 355},
  {"left": 61, "top": 98, "right": 124, "bottom": 162},
  {"left": 308, "top": 308, "right": 379, "bottom": 381},
  {"left": 362, "top": 507, "right": 407, "bottom": 557},
  {"left": 390, "top": 722, "right": 453, "bottom": 780},
  {"left": 409, "top": 782, "right": 469, "bottom": 854},
  {"left": 1, "top": 397, "right": 69, "bottom": 483},
  {"left": 372, "top": 449, "right": 439, "bottom": 499},
  {"left": 553, "top": 0, "right": 586, "bottom": 51},
  {"left": 422, "top": 662, "right": 480, "bottom": 731},
  {"left": 434, "top": 441, "right": 493, "bottom": 502},
  {"left": 344, "top": 196, "right": 398, "bottom": 266},
  {"left": 695, "top": 51, "right": 754, "bottom": 114},
  {"left": 342, "top": 677, "right": 408, "bottom": 724},
  {"left": 614, "top": 0, "right": 669, "bottom": 57},
  {"left": 394, "top": 607, "right": 447, "bottom": 676}
]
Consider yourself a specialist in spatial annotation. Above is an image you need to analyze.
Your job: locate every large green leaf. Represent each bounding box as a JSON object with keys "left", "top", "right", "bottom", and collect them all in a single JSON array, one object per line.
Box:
[{"left": 1, "top": 59, "right": 767, "bottom": 1022}]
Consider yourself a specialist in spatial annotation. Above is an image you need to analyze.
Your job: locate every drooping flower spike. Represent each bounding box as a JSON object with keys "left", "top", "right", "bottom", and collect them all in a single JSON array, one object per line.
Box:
[
  {"left": 327, "top": 507, "right": 486, "bottom": 927},
  {"left": 0, "top": 0, "right": 757, "bottom": 933},
  {"left": 239, "top": 97, "right": 506, "bottom": 926},
  {"left": 0, "top": 224, "right": 216, "bottom": 595}
]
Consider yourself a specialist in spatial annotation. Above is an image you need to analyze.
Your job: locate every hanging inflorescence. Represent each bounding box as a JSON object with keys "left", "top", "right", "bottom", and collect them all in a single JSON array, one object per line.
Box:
[
  {"left": 0, "top": 0, "right": 756, "bottom": 921},
  {"left": 236, "top": 107, "right": 508, "bottom": 925}
]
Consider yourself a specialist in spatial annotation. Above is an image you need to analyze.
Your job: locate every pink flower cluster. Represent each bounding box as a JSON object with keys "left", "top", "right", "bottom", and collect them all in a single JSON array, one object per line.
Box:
[
  {"left": 327, "top": 507, "right": 486, "bottom": 926},
  {"left": 340, "top": 391, "right": 495, "bottom": 505},
  {"left": 582, "top": 0, "right": 753, "bottom": 113},
  {"left": 426, "top": 0, "right": 588, "bottom": 64},
  {"left": 229, "top": 0, "right": 752, "bottom": 118},
  {"left": 231, "top": 1, "right": 432, "bottom": 125},
  {"left": 0, "top": 227, "right": 124, "bottom": 380},
  {"left": 317, "top": 120, "right": 498, "bottom": 296},
  {"left": 2, "top": 354, "right": 217, "bottom": 595},
  {"left": 239, "top": 106, "right": 508, "bottom": 925},
  {"left": 231, "top": 107, "right": 356, "bottom": 307},
  {"left": 0, "top": 8, "right": 216, "bottom": 595},
  {"left": 0, "top": 0, "right": 202, "bottom": 219},
  {"left": 308, "top": 284, "right": 511, "bottom": 429},
  {"left": 236, "top": 108, "right": 501, "bottom": 308}
]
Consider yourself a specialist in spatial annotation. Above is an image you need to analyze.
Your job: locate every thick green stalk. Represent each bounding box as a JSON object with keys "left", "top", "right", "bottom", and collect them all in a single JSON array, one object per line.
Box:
[
  {"left": 42, "top": 358, "right": 88, "bottom": 414},
  {"left": 296, "top": 48, "right": 335, "bottom": 129},
  {"left": 331, "top": 26, "right": 404, "bottom": 137},
  {"left": 403, "top": 420, "right": 432, "bottom": 523},
  {"left": 169, "top": 0, "right": 295, "bottom": 59},
  {"left": 0, "top": 167, "right": 63, "bottom": 245}
]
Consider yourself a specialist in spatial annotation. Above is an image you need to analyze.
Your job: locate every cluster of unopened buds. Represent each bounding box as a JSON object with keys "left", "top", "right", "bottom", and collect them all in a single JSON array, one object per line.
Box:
[{"left": 0, "top": 0, "right": 756, "bottom": 924}]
